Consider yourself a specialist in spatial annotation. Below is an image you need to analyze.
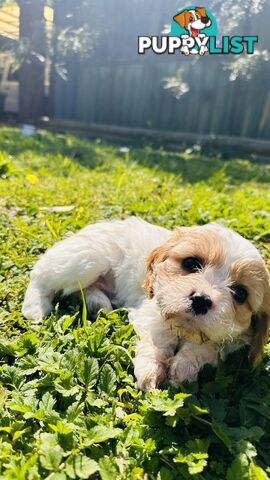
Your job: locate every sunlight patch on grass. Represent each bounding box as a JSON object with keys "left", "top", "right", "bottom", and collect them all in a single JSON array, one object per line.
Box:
[{"left": 0, "top": 127, "right": 270, "bottom": 478}]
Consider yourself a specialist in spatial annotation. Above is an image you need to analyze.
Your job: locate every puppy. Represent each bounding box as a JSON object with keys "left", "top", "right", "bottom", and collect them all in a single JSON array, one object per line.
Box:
[
  {"left": 173, "top": 7, "right": 211, "bottom": 37},
  {"left": 22, "top": 217, "right": 270, "bottom": 390},
  {"left": 173, "top": 7, "right": 211, "bottom": 55}
]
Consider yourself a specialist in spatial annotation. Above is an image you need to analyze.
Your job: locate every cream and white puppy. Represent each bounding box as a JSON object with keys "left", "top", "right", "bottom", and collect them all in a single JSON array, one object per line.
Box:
[{"left": 22, "top": 217, "right": 270, "bottom": 390}]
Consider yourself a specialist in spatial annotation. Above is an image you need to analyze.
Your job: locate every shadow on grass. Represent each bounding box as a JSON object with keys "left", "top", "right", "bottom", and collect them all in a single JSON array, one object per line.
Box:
[
  {"left": 131, "top": 147, "right": 270, "bottom": 184},
  {"left": 1, "top": 128, "right": 270, "bottom": 184},
  {"left": 0, "top": 128, "right": 104, "bottom": 169}
]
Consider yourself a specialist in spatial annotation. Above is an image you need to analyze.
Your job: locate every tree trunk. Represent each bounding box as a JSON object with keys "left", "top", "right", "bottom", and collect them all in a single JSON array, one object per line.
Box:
[{"left": 18, "top": 0, "right": 46, "bottom": 123}]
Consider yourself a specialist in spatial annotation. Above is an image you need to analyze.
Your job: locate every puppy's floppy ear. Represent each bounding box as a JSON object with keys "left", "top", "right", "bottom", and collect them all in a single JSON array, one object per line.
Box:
[
  {"left": 143, "top": 245, "right": 168, "bottom": 299},
  {"left": 173, "top": 10, "right": 188, "bottom": 29},
  {"left": 195, "top": 7, "right": 207, "bottom": 18},
  {"left": 249, "top": 279, "right": 270, "bottom": 365},
  {"left": 143, "top": 227, "right": 193, "bottom": 298}
]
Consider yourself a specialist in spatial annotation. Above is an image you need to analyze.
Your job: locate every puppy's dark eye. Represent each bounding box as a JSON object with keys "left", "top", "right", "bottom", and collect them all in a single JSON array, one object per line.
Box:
[
  {"left": 182, "top": 257, "right": 202, "bottom": 273},
  {"left": 189, "top": 16, "right": 193, "bottom": 21},
  {"left": 231, "top": 285, "right": 248, "bottom": 304}
]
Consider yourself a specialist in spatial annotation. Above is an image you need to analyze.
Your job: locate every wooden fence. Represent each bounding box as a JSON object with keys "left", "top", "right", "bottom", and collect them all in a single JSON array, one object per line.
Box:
[
  {"left": 52, "top": 0, "right": 270, "bottom": 140},
  {"left": 38, "top": 118, "right": 270, "bottom": 160}
]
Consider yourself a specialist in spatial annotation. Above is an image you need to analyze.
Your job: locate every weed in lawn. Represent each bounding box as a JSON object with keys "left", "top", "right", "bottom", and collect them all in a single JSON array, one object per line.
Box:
[{"left": 0, "top": 128, "right": 270, "bottom": 479}]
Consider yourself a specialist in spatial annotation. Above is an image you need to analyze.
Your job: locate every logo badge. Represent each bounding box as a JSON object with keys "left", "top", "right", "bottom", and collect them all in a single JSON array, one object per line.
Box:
[
  {"left": 171, "top": 6, "right": 218, "bottom": 55},
  {"left": 138, "top": 6, "right": 258, "bottom": 56}
]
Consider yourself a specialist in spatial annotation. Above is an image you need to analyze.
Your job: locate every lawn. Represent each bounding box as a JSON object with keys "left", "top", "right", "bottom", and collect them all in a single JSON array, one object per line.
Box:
[{"left": 0, "top": 127, "right": 270, "bottom": 479}]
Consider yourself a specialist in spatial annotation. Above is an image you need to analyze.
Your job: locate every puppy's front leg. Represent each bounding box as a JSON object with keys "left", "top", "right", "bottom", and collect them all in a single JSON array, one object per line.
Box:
[
  {"left": 169, "top": 341, "right": 218, "bottom": 387},
  {"left": 169, "top": 341, "right": 218, "bottom": 386},
  {"left": 129, "top": 300, "right": 178, "bottom": 391}
]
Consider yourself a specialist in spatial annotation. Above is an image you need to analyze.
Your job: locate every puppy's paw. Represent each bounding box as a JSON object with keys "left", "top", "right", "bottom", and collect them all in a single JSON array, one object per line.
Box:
[
  {"left": 199, "top": 45, "right": 208, "bottom": 55},
  {"left": 181, "top": 46, "right": 190, "bottom": 56},
  {"left": 135, "top": 363, "right": 165, "bottom": 391},
  {"left": 84, "top": 288, "right": 112, "bottom": 314},
  {"left": 168, "top": 356, "right": 198, "bottom": 387},
  {"left": 22, "top": 297, "right": 52, "bottom": 322}
]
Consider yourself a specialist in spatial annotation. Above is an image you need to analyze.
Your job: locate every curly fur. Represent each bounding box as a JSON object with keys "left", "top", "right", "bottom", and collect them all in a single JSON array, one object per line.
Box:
[{"left": 22, "top": 217, "right": 270, "bottom": 390}]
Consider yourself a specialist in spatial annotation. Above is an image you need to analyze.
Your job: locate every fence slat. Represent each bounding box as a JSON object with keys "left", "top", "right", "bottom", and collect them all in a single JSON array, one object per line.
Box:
[{"left": 52, "top": 1, "right": 270, "bottom": 140}]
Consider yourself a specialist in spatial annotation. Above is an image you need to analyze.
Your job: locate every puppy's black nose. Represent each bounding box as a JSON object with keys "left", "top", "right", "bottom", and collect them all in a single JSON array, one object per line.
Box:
[
  {"left": 201, "top": 16, "right": 209, "bottom": 24},
  {"left": 190, "top": 293, "right": 212, "bottom": 315}
]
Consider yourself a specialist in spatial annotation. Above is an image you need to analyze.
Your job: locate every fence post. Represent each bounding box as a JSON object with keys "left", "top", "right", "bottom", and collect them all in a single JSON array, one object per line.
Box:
[{"left": 18, "top": 0, "right": 46, "bottom": 123}]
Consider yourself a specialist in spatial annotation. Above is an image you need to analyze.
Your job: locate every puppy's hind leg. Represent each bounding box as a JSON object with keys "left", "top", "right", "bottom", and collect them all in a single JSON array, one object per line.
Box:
[
  {"left": 22, "top": 281, "right": 55, "bottom": 324},
  {"left": 84, "top": 287, "right": 112, "bottom": 315},
  {"left": 22, "top": 229, "right": 118, "bottom": 322}
]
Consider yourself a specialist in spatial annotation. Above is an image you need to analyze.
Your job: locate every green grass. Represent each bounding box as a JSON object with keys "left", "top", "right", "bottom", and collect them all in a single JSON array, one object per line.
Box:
[{"left": 0, "top": 127, "right": 270, "bottom": 479}]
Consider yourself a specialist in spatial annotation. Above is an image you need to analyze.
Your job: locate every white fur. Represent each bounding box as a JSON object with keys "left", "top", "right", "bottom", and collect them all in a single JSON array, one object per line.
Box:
[
  {"left": 187, "top": 9, "right": 211, "bottom": 36},
  {"left": 169, "top": 341, "right": 218, "bottom": 385},
  {"left": 22, "top": 218, "right": 169, "bottom": 318},
  {"left": 22, "top": 217, "right": 266, "bottom": 390}
]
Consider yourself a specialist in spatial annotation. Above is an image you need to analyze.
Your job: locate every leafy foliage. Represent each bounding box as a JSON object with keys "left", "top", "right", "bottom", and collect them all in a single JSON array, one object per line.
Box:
[{"left": 0, "top": 128, "right": 270, "bottom": 478}]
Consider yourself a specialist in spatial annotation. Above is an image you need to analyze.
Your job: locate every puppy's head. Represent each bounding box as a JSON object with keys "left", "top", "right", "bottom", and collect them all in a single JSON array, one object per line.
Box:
[
  {"left": 144, "top": 224, "right": 270, "bottom": 364},
  {"left": 173, "top": 8, "right": 211, "bottom": 36}
]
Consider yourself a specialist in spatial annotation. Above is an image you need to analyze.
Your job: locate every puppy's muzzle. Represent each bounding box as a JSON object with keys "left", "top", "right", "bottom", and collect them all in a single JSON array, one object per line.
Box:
[{"left": 190, "top": 292, "right": 212, "bottom": 315}]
